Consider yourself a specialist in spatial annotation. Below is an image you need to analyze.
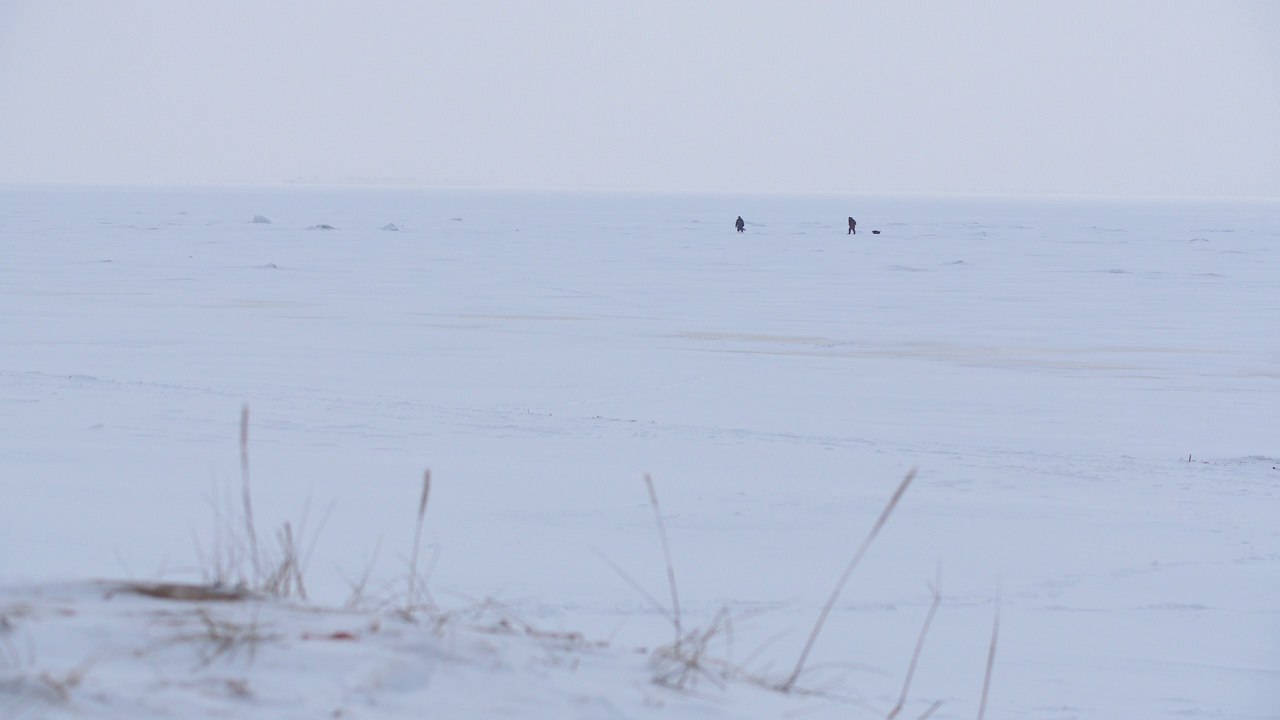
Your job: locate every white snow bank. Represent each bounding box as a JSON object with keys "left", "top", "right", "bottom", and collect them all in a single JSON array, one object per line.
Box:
[{"left": 0, "top": 581, "right": 853, "bottom": 720}]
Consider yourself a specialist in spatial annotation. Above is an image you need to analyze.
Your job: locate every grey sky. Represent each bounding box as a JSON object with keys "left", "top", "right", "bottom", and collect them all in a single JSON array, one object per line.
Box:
[{"left": 1, "top": 1, "right": 1277, "bottom": 197}]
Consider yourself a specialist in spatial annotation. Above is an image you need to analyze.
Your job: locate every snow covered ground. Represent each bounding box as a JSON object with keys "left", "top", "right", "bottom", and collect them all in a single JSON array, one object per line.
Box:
[{"left": 1, "top": 185, "right": 1277, "bottom": 719}]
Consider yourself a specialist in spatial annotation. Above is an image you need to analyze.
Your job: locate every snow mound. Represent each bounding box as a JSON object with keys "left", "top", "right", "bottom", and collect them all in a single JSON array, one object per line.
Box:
[
  {"left": 252, "top": 215, "right": 272, "bottom": 224},
  {"left": 0, "top": 581, "right": 816, "bottom": 720},
  {"left": 382, "top": 223, "right": 400, "bottom": 231},
  {"left": 306, "top": 224, "right": 336, "bottom": 231}
]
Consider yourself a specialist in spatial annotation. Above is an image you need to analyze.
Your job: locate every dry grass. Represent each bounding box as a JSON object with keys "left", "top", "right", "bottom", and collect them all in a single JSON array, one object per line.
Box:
[
  {"left": 0, "top": 617, "right": 98, "bottom": 715},
  {"left": 191, "top": 404, "right": 325, "bottom": 601},
  {"left": 331, "top": 469, "right": 439, "bottom": 616},
  {"left": 623, "top": 469, "right": 1001, "bottom": 720},
  {"left": 782, "top": 468, "right": 917, "bottom": 692},
  {"left": 125, "top": 607, "right": 278, "bottom": 671},
  {"left": 977, "top": 606, "right": 1001, "bottom": 720},
  {"left": 342, "top": 536, "right": 384, "bottom": 609},
  {"left": 631, "top": 470, "right": 923, "bottom": 696},
  {"left": 186, "top": 608, "right": 273, "bottom": 668},
  {"left": 194, "top": 484, "right": 321, "bottom": 601},
  {"left": 633, "top": 475, "right": 747, "bottom": 694},
  {"left": 260, "top": 520, "right": 307, "bottom": 599},
  {"left": 87, "top": 412, "right": 1001, "bottom": 716},
  {"left": 405, "top": 470, "right": 437, "bottom": 613},
  {"left": 35, "top": 658, "right": 97, "bottom": 702},
  {"left": 240, "top": 404, "right": 260, "bottom": 585},
  {"left": 884, "top": 580, "right": 942, "bottom": 720},
  {"left": 458, "top": 595, "right": 607, "bottom": 666},
  {"left": 111, "top": 582, "right": 253, "bottom": 603},
  {"left": 643, "top": 473, "right": 683, "bottom": 651},
  {"left": 648, "top": 606, "right": 736, "bottom": 692}
]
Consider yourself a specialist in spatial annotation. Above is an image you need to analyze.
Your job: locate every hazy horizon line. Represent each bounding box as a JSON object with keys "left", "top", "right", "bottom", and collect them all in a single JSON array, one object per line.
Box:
[{"left": 4, "top": 179, "right": 1278, "bottom": 204}]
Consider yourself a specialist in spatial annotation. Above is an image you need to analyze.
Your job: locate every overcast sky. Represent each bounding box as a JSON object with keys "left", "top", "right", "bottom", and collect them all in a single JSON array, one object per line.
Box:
[{"left": 1, "top": 1, "right": 1277, "bottom": 197}]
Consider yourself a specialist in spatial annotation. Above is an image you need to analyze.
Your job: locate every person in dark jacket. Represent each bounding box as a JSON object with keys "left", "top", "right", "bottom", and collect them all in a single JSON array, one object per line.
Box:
[
  {"left": 848, "top": 217, "right": 857, "bottom": 235},
  {"left": 735, "top": 216, "right": 745, "bottom": 233}
]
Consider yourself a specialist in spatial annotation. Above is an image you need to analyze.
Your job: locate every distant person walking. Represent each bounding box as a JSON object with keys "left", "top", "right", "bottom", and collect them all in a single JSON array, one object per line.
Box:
[
  {"left": 735, "top": 216, "right": 745, "bottom": 233},
  {"left": 848, "top": 217, "right": 857, "bottom": 235}
]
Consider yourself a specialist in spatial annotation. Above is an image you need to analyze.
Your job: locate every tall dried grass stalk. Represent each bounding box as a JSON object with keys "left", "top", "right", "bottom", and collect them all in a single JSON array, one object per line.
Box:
[
  {"left": 344, "top": 537, "right": 383, "bottom": 609},
  {"left": 590, "top": 548, "right": 673, "bottom": 624},
  {"left": 196, "top": 479, "right": 250, "bottom": 589},
  {"left": 261, "top": 522, "right": 306, "bottom": 600},
  {"left": 407, "top": 470, "right": 434, "bottom": 610},
  {"left": 885, "top": 580, "right": 942, "bottom": 719},
  {"left": 191, "top": 407, "right": 325, "bottom": 600},
  {"left": 644, "top": 473, "right": 682, "bottom": 651},
  {"left": 976, "top": 607, "right": 1000, "bottom": 720},
  {"left": 782, "top": 468, "right": 917, "bottom": 692},
  {"left": 240, "top": 404, "right": 260, "bottom": 585}
]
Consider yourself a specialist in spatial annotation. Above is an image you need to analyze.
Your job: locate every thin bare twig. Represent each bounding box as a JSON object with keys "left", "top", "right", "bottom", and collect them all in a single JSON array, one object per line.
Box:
[
  {"left": 644, "top": 474, "right": 682, "bottom": 651},
  {"left": 783, "top": 468, "right": 917, "bottom": 691},
  {"left": 344, "top": 536, "right": 384, "bottom": 609},
  {"left": 917, "top": 700, "right": 943, "bottom": 720},
  {"left": 297, "top": 498, "right": 334, "bottom": 594},
  {"left": 590, "top": 548, "right": 675, "bottom": 623},
  {"left": 886, "top": 580, "right": 942, "bottom": 719},
  {"left": 407, "top": 470, "right": 435, "bottom": 611},
  {"left": 239, "top": 404, "right": 260, "bottom": 584},
  {"left": 976, "top": 605, "right": 1000, "bottom": 720}
]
